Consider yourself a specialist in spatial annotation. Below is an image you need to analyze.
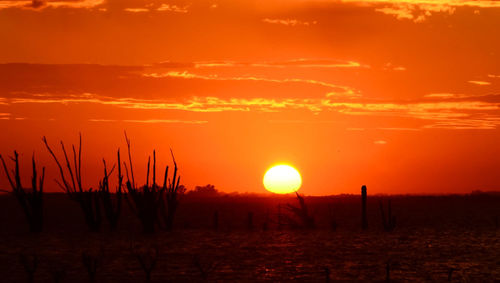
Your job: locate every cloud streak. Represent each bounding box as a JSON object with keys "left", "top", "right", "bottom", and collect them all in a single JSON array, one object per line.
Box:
[
  {"left": 89, "top": 118, "right": 207, "bottom": 124},
  {"left": 343, "top": 0, "right": 500, "bottom": 22},
  {"left": 192, "top": 58, "right": 365, "bottom": 69},
  {"left": 0, "top": 0, "right": 104, "bottom": 10},
  {"left": 468, "top": 80, "right": 491, "bottom": 86},
  {"left": 143, "top": 71, "right": 360, "bottom": 98},
  {"left": 262, "top": 18, "right": 318, "bottom": 26},
  {"left": 5, "top": 92, "right": 500, "bottom": 129}
]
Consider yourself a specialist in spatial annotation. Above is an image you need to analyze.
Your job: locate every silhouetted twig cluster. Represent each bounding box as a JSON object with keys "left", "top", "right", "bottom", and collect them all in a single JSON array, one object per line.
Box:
[
  {"left": 0, "top": 152, "right": 45, "bottom": 232},
  {"left": 43, "top": 134, "right": 103, "bottom": 232},
  {"left": 0, "top": 133, "right": 183, "bottom": 234}
]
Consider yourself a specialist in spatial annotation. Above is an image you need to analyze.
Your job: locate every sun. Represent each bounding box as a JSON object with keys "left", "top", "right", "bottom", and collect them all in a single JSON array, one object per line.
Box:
[{"left": 263, "top": 164, "right": 302, "bottom": 194}]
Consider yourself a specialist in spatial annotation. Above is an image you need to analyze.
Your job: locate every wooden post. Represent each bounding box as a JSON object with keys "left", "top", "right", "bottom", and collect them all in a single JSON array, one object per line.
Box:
[
  {"left": 362, "top": 185, "right": 368, "bottom": 230},
  {"left": 277, "top": 204, "right": 282, "bottom": 231},
  {"left": 213, "top": 210, "right": 219, "bottom": 231},
  {"left": 247, "top": 212, "right": 253, "bottom": 231}
]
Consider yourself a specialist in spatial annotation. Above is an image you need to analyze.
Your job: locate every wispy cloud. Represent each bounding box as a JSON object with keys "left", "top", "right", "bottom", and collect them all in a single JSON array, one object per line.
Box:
[
  {"left": 424, "top": 93, "right": 460, "bottom": 98},
  {"left": 143, "top": 70, "right": 360, "bottom": 98},
  {"left": 124, "top": 8, "right": 149, "bottom": 13},
  {"left": 89, "top": 119, "right": 207, "bottom": 124},
  {"left": 0, "top": 0, "right": 104, "bottom": 10},
  {"left": 262, "top": 18, "right": 318, "bottom": 26},
  {"left": 344, "top": 0, "right": 500, "bottom": 22},
  {"left": 377, "top": 127, "right": 421, "bottom": 131},
  {"left": 383, "top": 63, "right": 406, "bottom": 71},
  {"left": 374, "top": 140, "right": 387, "bottom": 145},
  {"left": 6, "top": 93, "right": 500, "bottom": 130},
  {"left": 468, "top": 80, "right": 491, "bottom": 86},
  {"left": 157, "top": 4, "right": 188, "bottom": 13},
  {"left": 192, "top": 58, "right": 365, "bottom": 69}
]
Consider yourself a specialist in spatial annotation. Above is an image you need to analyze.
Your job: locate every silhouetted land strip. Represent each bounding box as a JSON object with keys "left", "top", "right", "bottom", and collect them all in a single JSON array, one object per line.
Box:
[{"left": 0, "top": 193, "right": 499, "bottom": 281}]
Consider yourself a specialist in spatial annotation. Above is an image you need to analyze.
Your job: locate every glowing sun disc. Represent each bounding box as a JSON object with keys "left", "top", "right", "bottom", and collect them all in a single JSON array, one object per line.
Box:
[{"left": 263, "top": 164, "right": 302, "bottom": 194}]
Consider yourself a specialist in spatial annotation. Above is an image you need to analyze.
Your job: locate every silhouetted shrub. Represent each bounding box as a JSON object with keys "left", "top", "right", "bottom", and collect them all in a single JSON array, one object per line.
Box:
[{"left": 186, "top": 184, "right": 219, "bottom": 197}]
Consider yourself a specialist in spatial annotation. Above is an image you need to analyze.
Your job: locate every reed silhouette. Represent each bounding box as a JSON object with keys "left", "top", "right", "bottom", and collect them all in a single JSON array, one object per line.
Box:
[
  {"left": 82, "top": 251, "right": 101, "bottom": 282},
  {"left": 328, "top": 204, "right": 338, "bottom": 231},
  {"left": 448, "top": 267, "right": 457, "bottom": 281},
  {"left": 48, "top": 261, "right": 67, "bottom": 283},
  {"left": 43, "top": 135, "right": 102, "bottom": 232},
  {"left": 0, "top": 151, "right": 45, "bottom": 232},
  {"left": 131, "top": 245, "right": 159, "bottom": 282},
  {"left": 213, "top": 210, "right": 219, "bottom": 231},
  {"left": 386, "top": 260, "right": 391, "bottom": 282},
  {"left": 19, "top": 254, "right": 38, "bottom": 283},
  {"left": 284, "top": 192, "right": 315, "bottom": 229},
  {"left": 123, "top": 133, "right": 182, "bottom": 233},
  {"left": 159, "top": 149, "right": 182, "bottom": 231},
  {"left": 98, "top": 150, "right": 123, "bottom": 231},
  {"left": 323, "top": 266, "right": 331, "bottom": 283},
  {"left": 193, "top": 255, "right": 219, "bottom": 281},
  {"left": 262, "top": 209, "right": 270, "bottom": 231},
  {"left": 247, "top": 212, "right": 254, "bottom": 231},
  {"left": 380, "top": 199, "right": 396, "bottom": 232}
]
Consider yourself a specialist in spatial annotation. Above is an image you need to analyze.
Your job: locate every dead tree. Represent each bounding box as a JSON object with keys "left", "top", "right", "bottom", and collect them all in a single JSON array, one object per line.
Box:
[
  {"left": 0, "top": 152, "right": 45, "bottom": 233},
  {"left": 99, "top": 150, "right": 123, "bottom": 231},
  {"left": 43, "top": 135, "right": 102, "bottom": 232}
]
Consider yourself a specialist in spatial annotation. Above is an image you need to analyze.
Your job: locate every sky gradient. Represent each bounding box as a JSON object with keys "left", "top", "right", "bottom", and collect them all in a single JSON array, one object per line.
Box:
[{"left": 0, "top": 0, "right": 499, "bottom": 195}]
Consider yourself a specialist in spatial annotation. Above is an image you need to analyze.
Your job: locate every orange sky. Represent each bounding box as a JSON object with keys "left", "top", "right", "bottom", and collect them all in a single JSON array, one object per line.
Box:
[{"left": 0, "top": 0, "right": 499, "bottom": 195}]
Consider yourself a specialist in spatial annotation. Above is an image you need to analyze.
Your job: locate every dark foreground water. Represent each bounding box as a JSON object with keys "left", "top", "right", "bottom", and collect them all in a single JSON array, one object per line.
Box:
[{"left": 0, "top": 229, "right": 498, "bottom": 282}]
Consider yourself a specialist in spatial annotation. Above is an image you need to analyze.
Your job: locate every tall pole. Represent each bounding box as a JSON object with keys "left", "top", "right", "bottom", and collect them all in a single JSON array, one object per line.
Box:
[{"left": 362, "top": 185, "right": 368, "bottom": 230}]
